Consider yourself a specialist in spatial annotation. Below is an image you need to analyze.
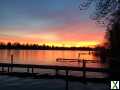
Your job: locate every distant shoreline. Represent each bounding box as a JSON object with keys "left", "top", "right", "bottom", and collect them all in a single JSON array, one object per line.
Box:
[
  {"left": 0, "top": 48, "right": 96, "bottom": 51},
  {"left": 0, "top": 42, "right": 96, "bottom": 51}
]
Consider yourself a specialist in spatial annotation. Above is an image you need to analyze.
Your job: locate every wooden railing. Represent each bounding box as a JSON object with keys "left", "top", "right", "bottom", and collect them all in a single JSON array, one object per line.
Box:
[{"left": 0, "top": 62, "right": 109, "bottom": 79}]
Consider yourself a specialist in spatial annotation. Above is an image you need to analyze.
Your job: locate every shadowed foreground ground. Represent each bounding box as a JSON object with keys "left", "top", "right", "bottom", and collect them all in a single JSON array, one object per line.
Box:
[{"left": 0, "top": 75, "right": 109, "bottom": 90}]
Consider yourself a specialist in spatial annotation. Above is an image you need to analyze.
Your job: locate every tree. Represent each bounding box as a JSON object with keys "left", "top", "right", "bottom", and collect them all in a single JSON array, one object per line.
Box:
[
  {"left": 79, "top": 0, "right": 120, "bottom": 79},
  {"left": 79, "top": 0, "right": 119, "bottom": 24}
]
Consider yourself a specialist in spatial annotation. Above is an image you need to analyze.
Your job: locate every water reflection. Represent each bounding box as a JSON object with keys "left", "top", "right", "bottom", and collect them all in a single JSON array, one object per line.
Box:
[{"left": 0, "top": 50, "right": 106, "bottom": 68}]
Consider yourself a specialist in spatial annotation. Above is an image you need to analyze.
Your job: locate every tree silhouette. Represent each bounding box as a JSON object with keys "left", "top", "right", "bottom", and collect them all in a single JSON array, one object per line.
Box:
[
  {"left": 0, "top": 42, "right": 93, "bottom": 50},
  {"left": 80, "top": 0, "right": 120, "bottom": 79}
]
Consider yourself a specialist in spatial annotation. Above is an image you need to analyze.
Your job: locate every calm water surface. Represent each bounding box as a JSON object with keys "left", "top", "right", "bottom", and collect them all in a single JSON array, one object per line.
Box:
[{"left": 0, "top": 50, "right": 106, "bottom": 68}]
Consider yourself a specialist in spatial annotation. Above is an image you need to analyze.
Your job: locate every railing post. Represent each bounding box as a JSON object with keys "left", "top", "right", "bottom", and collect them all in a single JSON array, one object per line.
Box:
[
  {"left": 55, "top": 69, "right": 59, "bottom": 76},
  {"left": 11, "top": 54, "right": 14, "bottom": 72},
  {"left": 83, "top": 59, "right": 86, "bottom": 82},
  {"left": 27, "top": 66, "right": 29, "bottom": 73},
  {"left": 32, "top": 68, "right": 34, "bottom": 73},
  {"left": 11, "top": 54, "right": 13, "bottom": 64},
  {"left": 65, "top": 78, "right": 69, "bottom": 90},
  {"left": 65, "top": 70, "right": 69, "bottom": 90},
  {"left": 8, "top": 66, "right": 10, "bottom": 72},
  {"left": 66, "top": 70, "right": 69, "bottom": 77}
]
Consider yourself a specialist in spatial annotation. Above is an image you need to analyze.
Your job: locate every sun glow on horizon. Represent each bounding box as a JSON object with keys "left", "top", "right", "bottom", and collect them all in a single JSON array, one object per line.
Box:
[
  {"left": 0, "top": 40, "right": 100, "bottom": 47},
  {"left": 38, "top": 41, "right": 100, "bottom": 47}
]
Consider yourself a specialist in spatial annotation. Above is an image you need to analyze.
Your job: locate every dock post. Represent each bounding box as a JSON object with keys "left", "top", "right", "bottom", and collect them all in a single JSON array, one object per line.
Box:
[
  {"left": 10, "top": 54, "right": 14, "bottom": 72},
  {"left": 32, "top": 68, "right": 34, "bottom": 73},
  {"left": 55, "top": 69, "right": 59, "bottom": 76},
  {"left": 2, "top": 66, "right": 4, "bottom": 72},
  {"left": 89, "top": 50, "right": 90, "bottom": 55},
  {"left": 65, "top": 70, "right": 69, "bottom": 90},
  {"left": 8, "top": 67, "right": 10, "bottom": 72},
  {"left": 83, "top": 59, "right": 86, "bottom": 83},
  {"left": 27, "top": 67, "right": 29, "bottom": 73},
  {"left": 66, "top": 70, "right": 69, "bottom": 77},
  {"left": 65, "top": 78, "right": 69, "bottom": 90}
]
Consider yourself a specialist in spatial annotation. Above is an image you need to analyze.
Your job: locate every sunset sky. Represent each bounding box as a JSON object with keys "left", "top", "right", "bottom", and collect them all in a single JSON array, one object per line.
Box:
[{"left": 0, "top": 0, "right": 105, "bottom": 47}]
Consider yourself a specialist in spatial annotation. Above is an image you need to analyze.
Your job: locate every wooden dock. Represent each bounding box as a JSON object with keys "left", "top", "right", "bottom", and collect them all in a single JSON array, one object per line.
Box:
[
  {"left": 0, "top": 62, "right": 109, "bottom": 82},
  {"left": 56, "top": 58, "right": 100, "bottom": 63},
  {"left": 0, "top": 54, "right": 110, "bottom": 83},
  {"left": 0, "top": 63, "right": 108, "bottom": 72}
]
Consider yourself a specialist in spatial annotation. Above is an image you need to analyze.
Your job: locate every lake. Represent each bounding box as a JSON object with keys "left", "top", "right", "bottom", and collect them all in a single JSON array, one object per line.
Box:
[
  {"left": 0, "top": 50, "right": 106, "bottom": 68},
  {"left": 0, "top": 50, "right": 108, "bottom": 78}
]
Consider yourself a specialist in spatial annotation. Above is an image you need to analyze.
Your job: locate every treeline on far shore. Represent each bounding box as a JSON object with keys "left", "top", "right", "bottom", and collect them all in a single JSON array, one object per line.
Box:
[{"left": 0, "top": 42, "right": 96, "bottom": 50}]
